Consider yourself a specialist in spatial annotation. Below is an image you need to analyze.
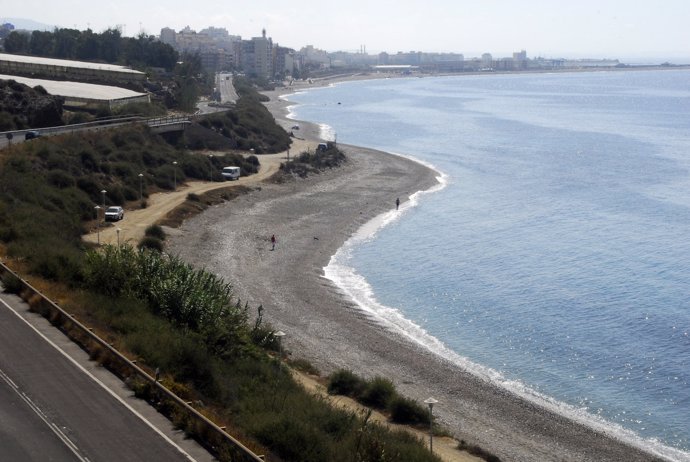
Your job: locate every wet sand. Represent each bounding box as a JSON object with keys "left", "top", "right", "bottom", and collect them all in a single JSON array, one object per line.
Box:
[{"left": 167, "top": 88, "right": 663, "bottom": 462}]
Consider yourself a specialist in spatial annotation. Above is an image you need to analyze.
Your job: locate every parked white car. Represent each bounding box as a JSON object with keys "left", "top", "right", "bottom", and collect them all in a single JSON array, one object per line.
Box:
[
  {"left": 104, "top": 206, "right": 124, "bottom": 221},
  {"left": 221, "top": 166, "right": 241, "bottom": 181}
]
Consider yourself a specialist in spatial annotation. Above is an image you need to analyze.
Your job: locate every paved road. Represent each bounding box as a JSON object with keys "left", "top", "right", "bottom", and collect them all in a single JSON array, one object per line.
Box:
[
  {"left": 216, "top": 72, "right": 238, "bottom": 104},
  {"left": 0, "top": 372, "right": 79, "bottom": 461},
  {"left": 0, "top": 290, "right": 198, "bottom": 462}
]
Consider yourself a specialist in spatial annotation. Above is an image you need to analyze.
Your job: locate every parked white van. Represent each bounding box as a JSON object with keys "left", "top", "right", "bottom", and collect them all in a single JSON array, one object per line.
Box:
[{"left": 221, "top": 166, "right": 241, "bottom": 180}]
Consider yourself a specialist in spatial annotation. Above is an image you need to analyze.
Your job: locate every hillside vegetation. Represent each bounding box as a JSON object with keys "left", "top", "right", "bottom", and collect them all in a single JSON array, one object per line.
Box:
[
  {"left": 0, "top": 79, "right": 65, "bottom": 130},
  {"left": 0, "top": 125, "right": 255, "bottom": 280},
  {"left": 187, "top": 77, "right": 291, "bottom": 153}
]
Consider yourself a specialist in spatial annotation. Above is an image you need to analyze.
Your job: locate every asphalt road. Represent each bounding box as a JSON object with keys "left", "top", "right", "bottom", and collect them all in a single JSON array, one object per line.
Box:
[
  {"left": 0, "top": 291, "right": 198, "bottom": 462},
  {"left": 0, "top": 372, "right": 80, "bottom": 461},
  {"left": 216, "top": 72, "right": 238, "bottom": 103}
]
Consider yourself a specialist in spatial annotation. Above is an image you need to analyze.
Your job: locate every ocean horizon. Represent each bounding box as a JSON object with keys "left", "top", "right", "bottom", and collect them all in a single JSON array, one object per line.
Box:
[{"left": 285, "top": 69, "right": 690, "bottom": 462}]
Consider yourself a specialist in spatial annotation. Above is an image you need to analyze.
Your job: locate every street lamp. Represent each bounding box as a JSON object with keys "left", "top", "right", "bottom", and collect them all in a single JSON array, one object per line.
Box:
[
  {"left": 274, "top": 331, "right": 286, "bottom": 364},
  {"left": 424, "top": 397, "right": 438, "bottom": 453},
  {"left": 116, "top": 228, "right": 121, "bottom": 247},
  {"left": 208, "top": 154, "right": 214, "bottom": 181},
  {"left": 101, "top": 189, "right": 107, "bottom": 209},
  {"left": 138, "top": 173, "right": 144, "bottom": 201},
  {"left": 172, "top": 161, "right": 178, "bottom": 190},
  {"left": 94, "top": 205, "right": 101, "bottom": 245}
]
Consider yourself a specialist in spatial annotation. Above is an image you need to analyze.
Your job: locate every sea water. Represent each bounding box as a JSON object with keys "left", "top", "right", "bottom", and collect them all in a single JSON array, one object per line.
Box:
[{"left": 286, "top": 70, "right": 690, "bottom": 461}]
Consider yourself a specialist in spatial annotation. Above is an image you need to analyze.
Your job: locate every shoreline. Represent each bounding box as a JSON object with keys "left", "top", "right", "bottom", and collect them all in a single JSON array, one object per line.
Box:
[{"left": 167, "top": 87, "right": 667, "bottom": 462}]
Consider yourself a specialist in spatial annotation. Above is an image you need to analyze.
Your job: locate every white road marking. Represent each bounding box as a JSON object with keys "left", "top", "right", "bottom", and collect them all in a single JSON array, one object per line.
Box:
[
  {"left": 0, "top": 367, "right": 89, "bottom": 461},
  {"left": 0, "top": 296, "right": 197, "bottom": 461}
]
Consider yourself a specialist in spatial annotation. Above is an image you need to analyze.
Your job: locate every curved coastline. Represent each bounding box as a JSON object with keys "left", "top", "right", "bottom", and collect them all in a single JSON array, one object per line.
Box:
[
  {"left": 279, "top": 84, "right": 685, "bottom": 460},
  {"left": 166, "top": 84, "right": 669, "bottom": 462},
  {"left": 273, "top": 82, "right": 686, "bottom": 462}
]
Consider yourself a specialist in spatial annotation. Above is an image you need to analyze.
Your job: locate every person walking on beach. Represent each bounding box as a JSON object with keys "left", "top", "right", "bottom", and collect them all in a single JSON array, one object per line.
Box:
[
  {"left": 271, "top": 234, "right": 276, "bottom": 251},
  {"left": 395, "top": 197, "right": 400, "bottom": 210}
]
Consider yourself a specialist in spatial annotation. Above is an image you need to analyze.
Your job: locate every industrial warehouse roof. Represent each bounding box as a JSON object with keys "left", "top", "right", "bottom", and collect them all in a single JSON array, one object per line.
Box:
[
  {"left": 0, "top": 53, "right": 145, "bottom": 76},
  {"left": 0, "top": 74, "right": 146, "bottom": 101}
]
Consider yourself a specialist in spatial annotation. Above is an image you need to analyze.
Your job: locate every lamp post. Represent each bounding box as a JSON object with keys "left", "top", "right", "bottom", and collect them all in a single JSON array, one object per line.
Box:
[
  {"left": 138, "top": 173, "right": 144, "bottom": 201},
  {"left": 274, "top": 330, "right": 286, "bottom": 365},
  {"left": 101, "top": 189, "right": 107, "bottom": 209},
  {"left": 172, "top": 161, "right": 178, "bottom": 190},
  {"left": 116, "top": 228, "right": 121, "bottom": 247},
  {"left": 208, "top": 154, "right": 214, "bottom": 181},
  {"left": 424, "top": 397, "right": 438, "bottom": 453},
  {"left": 94, "top": 205, "right": 101, "bottom": 245}
]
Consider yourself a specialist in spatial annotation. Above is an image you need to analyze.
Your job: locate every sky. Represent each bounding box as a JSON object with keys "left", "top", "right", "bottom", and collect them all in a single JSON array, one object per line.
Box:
[{"left": 3, "top": 0, "right": 690, "bottom": 62}]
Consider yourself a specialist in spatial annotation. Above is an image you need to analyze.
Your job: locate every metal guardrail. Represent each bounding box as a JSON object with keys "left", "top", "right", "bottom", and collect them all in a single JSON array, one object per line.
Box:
[
  {"left": 0, "top": 115, "right": 146, "bottom": 142},
  {"left": 0, "top": 114, "right": 192, "bottom": 145},
  {"left": 145, "top": 116, "right": 192, "bottom": 127},
  {"left": 0, "top": 262, "right": 265, "bottom": 462}
]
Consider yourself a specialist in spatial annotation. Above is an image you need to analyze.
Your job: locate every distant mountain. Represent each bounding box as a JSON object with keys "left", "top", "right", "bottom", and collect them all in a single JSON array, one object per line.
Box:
[{"left": 1, "top": 18, "right": 55, "bottom": 32}]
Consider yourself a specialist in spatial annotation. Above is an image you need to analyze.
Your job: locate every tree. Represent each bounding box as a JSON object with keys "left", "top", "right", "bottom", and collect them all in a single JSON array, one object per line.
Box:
[
  {"left": 29, "top": 30, "right": 55, "bottom": 56},
  {"left": 76, "top": 29, "right": 100, "bottom": 61},
  {"left": 53, "top": 28, "right": 80, "bottom": 59},
  {"left": 3, "top": 31, "right": 29, "bottom": 53},
  {"left": 174, "top": 53, "right": 204, "bottom": 112},
  {"left": 99, "top": 28, "right": 121, "bottom": 63}
]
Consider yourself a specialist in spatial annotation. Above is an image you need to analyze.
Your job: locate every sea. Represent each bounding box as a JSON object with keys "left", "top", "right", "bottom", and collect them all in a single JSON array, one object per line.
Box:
[{"left": 285, "top": 69, "right": 690, "bottom": 462}]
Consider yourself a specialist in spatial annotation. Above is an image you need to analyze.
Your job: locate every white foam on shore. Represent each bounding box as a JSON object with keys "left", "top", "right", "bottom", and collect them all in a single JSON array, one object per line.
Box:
[
  {"left": 318, "top": 123, "right": 336, "bottom": 142},
  {"left": 279, "top": 92, "right": 305, "bottom": 120},
  {"left": 323, "top": 154, "right": 687, "bottom": 462},
  {"left": 279, "top": 93, "right": 336, "bottom": 141}
]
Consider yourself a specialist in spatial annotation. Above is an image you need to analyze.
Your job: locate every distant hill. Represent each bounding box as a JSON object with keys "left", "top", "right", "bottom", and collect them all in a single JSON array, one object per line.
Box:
[{"left": 0, "top": 17, "right": 55, "bottom": 32}]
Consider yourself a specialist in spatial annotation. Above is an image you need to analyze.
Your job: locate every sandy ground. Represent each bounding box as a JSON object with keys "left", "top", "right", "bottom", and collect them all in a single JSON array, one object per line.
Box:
[{"left": 164, "top": 88, "right": 663, "bottom": 462}]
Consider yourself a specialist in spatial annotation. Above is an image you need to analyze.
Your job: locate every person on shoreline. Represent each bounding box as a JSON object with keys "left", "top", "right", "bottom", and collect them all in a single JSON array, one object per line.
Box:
[
  {"left": 271, "top": 234, "right": 276, "bottom": 251},
  {"left": 396, "top": 197, "right": 400, "bottom": 210}
]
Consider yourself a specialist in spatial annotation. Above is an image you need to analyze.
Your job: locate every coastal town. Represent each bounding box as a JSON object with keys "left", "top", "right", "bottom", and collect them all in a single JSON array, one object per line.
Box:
[{"left": 1, "top": 19, "right": 670, "bottom": 85}]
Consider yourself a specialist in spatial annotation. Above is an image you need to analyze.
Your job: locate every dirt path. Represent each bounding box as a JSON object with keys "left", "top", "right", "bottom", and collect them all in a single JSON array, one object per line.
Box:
[{"left": 83, "top": 139, "right": 314, "bottom": 247}]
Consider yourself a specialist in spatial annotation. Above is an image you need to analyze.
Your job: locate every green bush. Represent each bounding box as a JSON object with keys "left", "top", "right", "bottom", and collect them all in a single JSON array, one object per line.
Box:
[
  {"left": 361, "top": 377, "right": 396, "bottom": 409},
  {"left": 1, "top": 271, "right": 23, "bottom": 294},
  {"left": 281, "top": 144, "right": 346, "bottom": 178},
  {"left": 47, "top": 170, "right": 76, "bottom": 189},
  {"left": 458, "top": 440, "right": 503, "bottom": 462},
  {"left": 388, "top": 396, "right": 430, "bottom": 425},
  {"left": 255, "top": 416, "right": 330, "bottom": 461},
  {"left": 83, "top": 245, "right": 249, "bottom": 358},
  {"left": 138, "top": 236, "right": 163, "bottom": 252},
  {"left": 144, "top": 224, "right": 166, "bottom": 241},
  {"left": 327, "top": 369, "right": 366, "bottom": 398}
]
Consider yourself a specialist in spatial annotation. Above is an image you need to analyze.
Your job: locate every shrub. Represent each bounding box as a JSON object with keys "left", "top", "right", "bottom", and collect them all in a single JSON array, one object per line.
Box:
[
  {"left": 288, "top": 358, "right": 320, "bottom": 376},
  {"left": 144, "top": 224, "right": 166, "bottom": 241},
  {"left": 458, "top": 440, "right": 503, "bottom": 462},
  {"left": 255, "top": 416, "right": 330, "bottom": 461},
  {"left": 47, "top": 170, "right": 76, "bottom": 189},
  {"left": 361, "top": 377, "right": 396, "bottom": 409},
  {"left": 388, "top": 396, "right": 430, "bottom": 425},
  {"left": 138, "top": 236, "right": 164, "bottom": 252},
  {"left": 327, "top": 369, "right": 366, "bottom": 398},
  {"left": 1, "top": 271, "right": 23, "bottom": 294}
]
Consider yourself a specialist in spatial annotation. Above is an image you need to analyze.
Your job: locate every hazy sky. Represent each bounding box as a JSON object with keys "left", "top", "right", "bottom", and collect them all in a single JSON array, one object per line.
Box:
[{"left": 3, "top": 1, "right": 690, "bottom": 61}]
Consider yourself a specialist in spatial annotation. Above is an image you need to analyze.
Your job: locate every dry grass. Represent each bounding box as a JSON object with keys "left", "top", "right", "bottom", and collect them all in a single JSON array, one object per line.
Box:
[{"left": 159, "top": 185, "right": 251, "bottom": 228}]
